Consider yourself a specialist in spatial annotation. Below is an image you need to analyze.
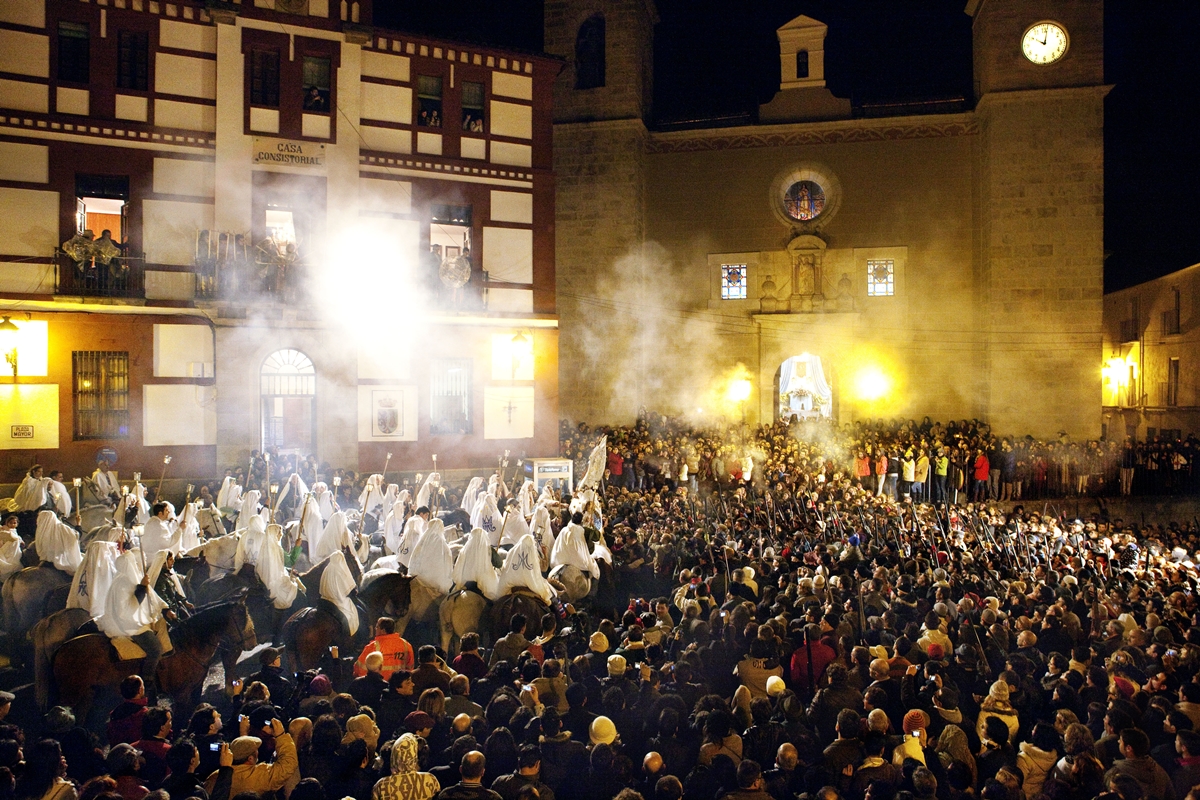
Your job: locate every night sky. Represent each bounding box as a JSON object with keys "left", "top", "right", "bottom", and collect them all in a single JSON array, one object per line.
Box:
[{"left": 373, "top": 0, "right": 1200, "bottom": 292}]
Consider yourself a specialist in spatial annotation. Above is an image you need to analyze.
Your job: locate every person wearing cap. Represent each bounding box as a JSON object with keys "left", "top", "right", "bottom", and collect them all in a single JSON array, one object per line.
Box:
[
  {"left": 892, "top": 709, "right": 928, "bottom": 766},
  {"left": 213, "top": 718, "right": 298, "bottom": 798},
  {"left": 248, "top": 646, "right": 294, "bottom": 705},
  {"left": 583, "top": 631, "right": 609, "bottom": 676},
  {"left": 107, "top": 742, "right": 148, "bottom": 800},
  {"left": 589, "top": 716, "right": 618, "bottom": 747},
  {"left": 491, "top": 614, "right": 532, "bottom": 667},
  {"left": 433, "top": 750, "right": 502, "bottom": 800},
  {"left": 354, "top": 617, "right": 415, "bottom": 680}
]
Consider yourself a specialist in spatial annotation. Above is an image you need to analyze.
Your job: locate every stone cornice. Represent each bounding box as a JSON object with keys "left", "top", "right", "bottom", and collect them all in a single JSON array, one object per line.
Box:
[
  {"left": 646, "top": 112, "right": 978, "bottom": 154},
  {"left": 975, "top": 84, "right": 1114, "bottom": 111}
]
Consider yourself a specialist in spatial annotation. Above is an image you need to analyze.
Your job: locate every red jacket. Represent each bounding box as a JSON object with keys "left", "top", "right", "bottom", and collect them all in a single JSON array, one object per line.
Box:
[
  {"left": 607, "top": 451, "right": 624, "bottom": 477},
  {"left": 973, "top": 455, "right": 990, "bottom": 481},
  {"left": 107, "top": 699, "right": 148, "bottom": 747}
]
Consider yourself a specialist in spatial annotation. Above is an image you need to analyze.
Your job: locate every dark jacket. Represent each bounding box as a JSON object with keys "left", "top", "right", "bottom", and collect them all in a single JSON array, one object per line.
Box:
[
  {"left": 349, "top": 671, "right": 388, "bottom": 709},
  {"left": 1104, "top": 756, "right": 1175, "bottom": 800},
  {"left": 491, "top": 773, "right": 556, "bottom": 800},
  {"left": 107, "top": 699, "right": 149, "bottom": 747},
  {"left": 434, "top": 782, "right": 503, "bottom": 800}
]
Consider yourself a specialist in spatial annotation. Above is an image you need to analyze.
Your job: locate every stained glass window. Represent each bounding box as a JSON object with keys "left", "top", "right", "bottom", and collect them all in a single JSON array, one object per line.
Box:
[
  {"left": 783, "top": 180, "right": 825, "bottom": 221},
  {"left": 867, "top": 259, "right": 894, "bottom": 296},
  {"left": 721, "top": 264, "right": 747, "bottom": 300}
]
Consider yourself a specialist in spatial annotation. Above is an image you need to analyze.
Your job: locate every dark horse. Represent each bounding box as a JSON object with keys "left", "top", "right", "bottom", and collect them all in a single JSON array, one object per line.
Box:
[{"left": 51, "top": 595, "right": 257, "bottom": 721}]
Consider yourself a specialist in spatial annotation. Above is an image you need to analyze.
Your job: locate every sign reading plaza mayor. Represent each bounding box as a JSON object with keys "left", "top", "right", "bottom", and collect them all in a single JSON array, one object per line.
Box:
[{"left": 251, "top": 138, "right": 325, "bottom": 167}]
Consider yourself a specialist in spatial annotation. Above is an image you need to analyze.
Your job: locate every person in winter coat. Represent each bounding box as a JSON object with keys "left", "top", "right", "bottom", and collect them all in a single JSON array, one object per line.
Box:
[
  {"left": 976, "top": 681, "right": 1019, "bottom": 746},
  {"left": 373, "top": 733, "right": 440, "bottom": 800},
  {"left": 1016, "top": 724, "right": 1061, "bottom": 800}
]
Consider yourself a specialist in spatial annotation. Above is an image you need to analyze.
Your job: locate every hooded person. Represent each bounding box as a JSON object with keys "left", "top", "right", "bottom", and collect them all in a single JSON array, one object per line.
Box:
[
  {"left": 460, "top": 477, "right": 484, "bottom": 514},
  {"left": 0, "top": 524, "right": 23, "bottom": 582},
  {"left": 382, "top": 483, "right": 400, "bottom": 511},
  {"left": 383, "top": 501, "right": 408, "bottom": 556},
  {"left": 13, "top": 467, "right": 50, "bottom": 512},
  {"left": 319, "top": 549, "right": 359, "bottom": 637},
  {"left": 415, "top": 473, "right": 441, "bottom": 510},
  {"left": 518, "top": 479, "right": 538, "bottom": 519},
  {"left": 394, "top": 514, "right": 425, "bottom": 569},
  {"left": 35, "top": 510, "right": 83, "bottom": 575},
  {"left": 550, "top": 517, "right": 599, "bottom": 579},
  {"left": 147, "top": 548, "right": 189, "bottom": 621},
  {"left": 257, "top": 521, "right": 302, "bottom": 611},
  {"left": 93, "top": 462, "right": 120, "bottom": 503},
  {"left": 236, "top": 490, "right": 262, "bottom": 532},
  {"left": 312, "top": 511, "right": 356, "bottom": 564},
  {"left": 374, "top": 732, "right": 439, "bottom": 800},
  {"left": 471, "top": 493, "right": 503, "bottom": 548},
  {"left": 233, "top": 515, "right": 268, "bottom": 573},
  {"left": 47, "top": 473, "right": 73, "bottom": 517},
  {"left": 312, "top": 482, "right": 336, "bottom": 522},
  {"left": 498, "top": 501, "right": 532, "bottom": 548},
  {"left": 66, "top": 540, "right": 120, "bottom": 617},
  {"left": 273, "top": 474, "right": 309, "bottom": 523},
  {"left": 176, "top": 503, "right": 202, "bottom": 552},
  {"left": 406, "top": 518, "right": 453, "bottom": 595},
  {"left": 216, "top": 476, "right": 239, "bottom": 510},
  {"left": 529, "top": 505, "right": 556, "bottom": 562},
  {"left": 451, "top": 528, "right": 500, "bottom": 600},
  {"left": 496, "top": 534, "right": 553, "bottom": 605},
  {"left": 358, "top": 474, "right": 386, "bottom": 521},
  {"left": 296, "top": 494, "right": 323, "bottom": 549},
  {"left": 99, "top": 548, "right": 168, "bottom": 686},
  {"left": 130, "top": 483, "right": 151, "bottom": 525}
]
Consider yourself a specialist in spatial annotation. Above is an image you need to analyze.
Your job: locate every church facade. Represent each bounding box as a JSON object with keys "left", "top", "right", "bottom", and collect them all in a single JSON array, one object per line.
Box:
[
  {"left": 547, "top": 0, "right": 1106, "bottom": 440},
  {"left": 0, "top": 0, "right": 559, "bottom": 480}
]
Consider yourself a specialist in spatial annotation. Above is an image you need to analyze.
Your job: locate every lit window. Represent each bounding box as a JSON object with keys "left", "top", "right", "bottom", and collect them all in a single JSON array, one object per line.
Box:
[
  {"left": 417, "top": 75, "right": 443, "bottom": 127},
  {"left": 462, "top": 81, "right": 485, "bottom": 132},
  {"left": 721, "top": 264, "right": 747, "bottom": 300},
  {"left": 73, "top": 351, "right": 130, "bottom": 440},
  {"left": 302, "top": 56, "right": 331, "bottom": 112},
  {"left": 867, "top": 259, "right": 894, "bottom": 296},
  {"left": 265, "top": 209, "right": 296, "bottom": 247},
  {"left": 431, "top": 358, "right": 472, "bottom": 434}
]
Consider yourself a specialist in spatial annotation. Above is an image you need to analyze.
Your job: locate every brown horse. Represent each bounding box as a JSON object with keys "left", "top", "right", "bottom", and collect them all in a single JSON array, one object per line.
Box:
[
  {"left": 51, "top": 596, "right": 256, "bottom": 721},
  {"left": 2, "top": 563, "right": 73, "bottom": 663},
  {"left": 489, "top": 590, "right": 549, "bottom": 644}
]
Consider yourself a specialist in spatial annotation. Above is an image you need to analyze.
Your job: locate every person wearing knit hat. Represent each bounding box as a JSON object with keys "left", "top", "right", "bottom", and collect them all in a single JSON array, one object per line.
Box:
[
  {"left": 976, "top": 679, "right": 1019, "bottom": 744},
  {"left": 589, "top": 715, "right": 618, "bottom": 746},
  {"left": 765, "top": 675, "right": 786, "bottom": 698},
  {"left": 589, "top": 632, "right": 609, "bottom": 653},
  {"left": 893, "top": 709, "right": 928, "bottom": 765},
  {"left": 903, "top": 709, "right": 929, "bottom": 735},
  {"left": 607, "top": 654, "right": 627, "bottom": 677},
  {"left": 926, "top": 643, "right": 945, "bottom": 662}
]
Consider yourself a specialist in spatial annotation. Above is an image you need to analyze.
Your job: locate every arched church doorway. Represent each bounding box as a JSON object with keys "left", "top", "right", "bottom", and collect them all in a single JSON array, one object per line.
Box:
[
  {"left": 775, "top": 353, "right": 832, "bottom": 421},
  {"left": 261, "top": 348, "right": 316, "bottom": 456}
]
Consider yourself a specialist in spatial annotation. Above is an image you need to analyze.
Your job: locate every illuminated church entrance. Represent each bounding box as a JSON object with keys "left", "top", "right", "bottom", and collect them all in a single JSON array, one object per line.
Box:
[{"left": 776, "top": 354, "right": 832, "bottom": 421}]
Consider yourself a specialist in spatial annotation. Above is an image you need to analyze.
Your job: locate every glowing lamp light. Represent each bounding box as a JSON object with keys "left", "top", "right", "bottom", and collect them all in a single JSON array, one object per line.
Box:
[
  {"left": 726, "top": 379, "right": 752, "bottom": 404},
  {"left": 854, "top": 366, "right": 890, "bottom": 402},
  {"left": 0, "top": 316, "right": 18, "bottom": 378}
]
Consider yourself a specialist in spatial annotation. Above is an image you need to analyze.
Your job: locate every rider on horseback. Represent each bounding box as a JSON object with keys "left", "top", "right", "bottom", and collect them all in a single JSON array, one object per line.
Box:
[{"left": 100, "top": 546, "right": 168, "bottom": 695}]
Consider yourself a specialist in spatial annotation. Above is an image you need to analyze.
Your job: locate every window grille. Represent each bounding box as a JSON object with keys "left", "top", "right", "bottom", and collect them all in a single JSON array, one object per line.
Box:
[
  {"left": 302, "top": 56, "right": 331, "bottom": 112},
  {"left": 58, "top": 22, "right": 90, "bottom": 84},
  {"left": 867, "top": 259, "right": 895, "bottom": 296},
  {"left": 721, "top": 265, "right": 747, "bottom": 300},
  {"left": 73, "top": 351, "right": 130, "bottom": 439},
  {"left": 1168, "top": 358, "right": 1180, "bottom": 407},
  {"left": 462, "top": 81, "right": 485, "bottom": 132},
  {"left": 431, "top": 358, "right": 472, "bottom": 434},
  {"left": 260, "top": 348, "right": 315, "bottom": 396},
  {"left": 417, "top": 75, "right": 443, "bottom": 127},
  {"left": 117, "top": 31, "right": 149, "bottom": 91},
  {"left": 250, "top": 49, "right": 280, "bottom": 107}
]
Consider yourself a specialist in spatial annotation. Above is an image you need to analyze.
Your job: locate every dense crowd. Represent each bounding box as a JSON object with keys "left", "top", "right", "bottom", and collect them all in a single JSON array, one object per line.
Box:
[{"left": 0, "top": 413, "right": 1198, "bottom": 800}]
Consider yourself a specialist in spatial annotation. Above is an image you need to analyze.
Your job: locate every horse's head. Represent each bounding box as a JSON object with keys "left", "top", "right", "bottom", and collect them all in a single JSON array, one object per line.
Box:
[{"left": 220, "top": 590, "right": 256, "bottom": 653}]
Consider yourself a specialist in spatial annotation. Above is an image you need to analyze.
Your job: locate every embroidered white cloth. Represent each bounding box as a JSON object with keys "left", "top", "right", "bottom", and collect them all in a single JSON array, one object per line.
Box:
[
  {"left": 550, "top": 522, "right": 598, "bottom": 579},
  {"left": 319, "top": 550, "right": 359, "bottom": 636},
  {"left": 407, "top": 518, "right": 453, "bottom": 595},
  {"left": 34, "top": 510, "right": 82, "bottom": 575},
  {"left": 497, "top": 534, "right": 552, "bottom": 604},
  {"left": 99, "top": 549, "right": 166, "bottom": 638},
  {"left": 451, "top": 528, "right": 499, "bottom": 600},
  {"left": 472, "top": 494, "right": 503, "bottom": 548},
  {"left": 395, "top": 515, "right": 425, "bottom": 568},
  {"left": 66, "top": 540, "right": 119, "bottom": 617}
]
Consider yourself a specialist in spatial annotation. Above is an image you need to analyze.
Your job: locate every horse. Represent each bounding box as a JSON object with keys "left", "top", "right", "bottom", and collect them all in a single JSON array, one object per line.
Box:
[
  {"left": 549, "top": 564, "right": 592, "bottom": 603},
  {"left": 51, "top": 595, "right": 256, "bottom": 721},
  {"left": 438, "top": 588, "right": 490, "bottom": 653},
  {"left": 488, "top": 589, "right": 549, "bottom": 644},
  {"left": 2, "top": 563, "right": 73, "bottom": 660}
]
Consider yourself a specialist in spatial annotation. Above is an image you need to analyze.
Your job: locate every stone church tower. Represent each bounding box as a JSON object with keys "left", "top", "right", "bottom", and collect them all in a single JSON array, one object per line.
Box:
[
  {"left": 971, "top": 0, "right": 1106, "bottom": 438},
  {"left": 544, "top": 0, "right": 657, "bottom": 422}
]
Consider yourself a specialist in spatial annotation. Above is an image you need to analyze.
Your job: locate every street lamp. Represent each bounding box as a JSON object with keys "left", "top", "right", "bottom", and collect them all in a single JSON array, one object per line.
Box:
[{"left": 0, "top": 316, "right": 18, "bottom": 379}]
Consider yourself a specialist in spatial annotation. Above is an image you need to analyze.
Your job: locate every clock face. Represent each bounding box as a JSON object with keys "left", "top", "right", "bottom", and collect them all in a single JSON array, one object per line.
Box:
[{"left": 1022, "top": 21, "right": 1069, "bottom": 65}]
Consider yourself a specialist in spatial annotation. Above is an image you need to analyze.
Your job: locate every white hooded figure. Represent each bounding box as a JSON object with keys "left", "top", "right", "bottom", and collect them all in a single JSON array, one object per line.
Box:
[
  {"left": 236, "top": 490, "right": 262, "bottom": 532},
  {"left": 415, "top": 473, "right": 441, "bottom": 510},
  {"left": 529, "top": 506, "right": 556, "bottom": 560},
  {"left": 273, "top": 474, "right": 309, "bottom": 522},
  {"left": 538, "top": 483, "right": 557, "bottom": 506},
  {"left": 312, "top": 511, "right": 355, "bottom": 564},
  {"left": 216, "top": 477, "right": 238, "bottom": 510},
  {"left": 550, "top": 521, "right": 598, "bottom": 579},
  {"left": 518, "top": 480, "right": 538, "bottom": 520},
  {"left": 0, "top": 527, "right": 23, "bottom": 582},
  {"left": 472, "top": 494, "right": 503, "bottom": 548},
  {"left": 34, "top": 510, "right": 83, "bottom": 575},
  {"left": 67, "top": 540, "right": 120, "bottom": 617},
  {"left": 592, "top": 530, "right": 614, "bottom": 566},
  {"left": 298, "top": 495, "right": 324, "bottom": 551},
  {"left": 141, "top": 510, "right": 181, "bottom": 563},
  {"left": 498, "top": 504, "right": 532, "bottom": 548},
  {"left": 497, "top": 534, "right": 554, "bottom": 605},
  {"left": 99, "top": 549, "right": 166, "bottom": 639},
  {"left": 382, "top": 484, "right": 400, "bottom": 511},
  {"left": 176, "top": 503, "right": 203, "bottom": 552},
  {"left": 233, "top": 515, "right": 268, "bottom": 573},
  {"left": 319, "top": 550, "right": 359, "bottom": 637},
  {"left": 93, "top": 466, "right": 119, "bottom": 501},
  {"left": 358, "top": 475, "right": 386, "bottom": 520},
  {"left": 131, "top": 484, "right": 151, "bottom": 525},
  {"left": 147, "top": 549, "right": 187, "bottom": 603},
  {"left": 395, "top": 515, "right": 426, "bottom": 568},
  {"left": 460, "top": 477, "right": 484, "bottom": 513},
  {"left": 407, "top": 518, "right": 453, "bottom": 595},
  {"left": 256, "top": 523, "right": 301, "bottom": 610},
  {"left": 12, "top": 470, "right": 49, "bottom": 512},
  {"left": 451, "top": 528, "right": 499, "bottom": 600},
  {"left": 47, "top": 476, "right": 72, "bottom": 517},
  {"left": 313, "top": 482, "right": 336, "bottom": 522},
  {"left": 383, "top": 501, "right": 409, "bottom": 556}
]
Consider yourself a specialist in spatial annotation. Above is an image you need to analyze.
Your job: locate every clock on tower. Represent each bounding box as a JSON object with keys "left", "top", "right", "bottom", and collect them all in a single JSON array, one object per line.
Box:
[{"left": 1021, "top": 21, "right": 1069, "bottom": 65}]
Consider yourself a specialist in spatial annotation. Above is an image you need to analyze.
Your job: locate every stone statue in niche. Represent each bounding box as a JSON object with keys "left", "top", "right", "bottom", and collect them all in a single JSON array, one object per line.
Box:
[
  {"left": 836, "top": 272, "right": 854, "bottom": 311},
  {"left": 793, "top": 253, "right": 816, "bottom": 295}
]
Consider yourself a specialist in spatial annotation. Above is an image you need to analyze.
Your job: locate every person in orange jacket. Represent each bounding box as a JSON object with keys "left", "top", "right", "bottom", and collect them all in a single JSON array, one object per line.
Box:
[{"left": 353, "top": 616, "right": 414, "bottom": 679}]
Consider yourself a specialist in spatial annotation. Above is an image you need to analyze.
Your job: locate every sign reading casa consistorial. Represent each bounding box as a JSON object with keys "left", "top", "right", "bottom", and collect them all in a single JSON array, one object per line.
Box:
[{"left": 251, "top": 138, "right": 326, "bottom": 167}]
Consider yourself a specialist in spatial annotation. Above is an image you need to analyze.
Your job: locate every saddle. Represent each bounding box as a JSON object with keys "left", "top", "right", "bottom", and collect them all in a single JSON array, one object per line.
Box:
[
  {"left": 312, "top": 598, "right": 367, "bottom": 641},
  {"left": 110, "top": 618, "right": 173, "bottom": 662}
]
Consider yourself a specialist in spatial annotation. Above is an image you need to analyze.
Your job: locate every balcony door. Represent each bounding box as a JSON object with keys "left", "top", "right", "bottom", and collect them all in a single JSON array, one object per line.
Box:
[{"left": 261, "top": 348, "right": 316, "bottom": 457}]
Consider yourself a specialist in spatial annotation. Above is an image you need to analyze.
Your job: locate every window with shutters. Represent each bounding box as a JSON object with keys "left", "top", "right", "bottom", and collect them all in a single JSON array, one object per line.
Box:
[
  {"left": 431, "top": 358, "right": 472, "bottom": 434},
  {"left": 250, "top": 49, "right": 281, "bottom": 107},
  {"left": 73, "top": 351, "right": 130, "bottom": 439}
]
